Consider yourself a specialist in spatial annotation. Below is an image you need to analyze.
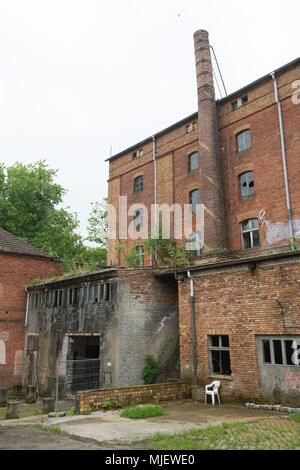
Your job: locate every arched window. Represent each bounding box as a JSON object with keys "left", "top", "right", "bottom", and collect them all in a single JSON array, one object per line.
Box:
[
  {"left": 188, "top": 152, "right": 199, "bottom": 172},
  {"left": 236, "top": 129, "right": 251, "bottom": 152},
  {"left": 239, "top": 171, "right": 255, "bottom": 197},
  {"left": 241, "top": 219, "right": 260, "bottom": 249},
  {"left": 134, "top": 175, "right": 144, "bottom": 193},
  {"left": 189, "top": 189, "right": 200, "bottom": 214},
  {"left": 134, "top": 208, "right": 144, "bottom": 232}
]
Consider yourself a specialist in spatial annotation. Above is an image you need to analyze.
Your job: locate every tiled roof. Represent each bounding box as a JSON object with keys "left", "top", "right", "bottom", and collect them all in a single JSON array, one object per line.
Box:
[{"left": 0, "top": 227, "right": 57, "bottom": 259}]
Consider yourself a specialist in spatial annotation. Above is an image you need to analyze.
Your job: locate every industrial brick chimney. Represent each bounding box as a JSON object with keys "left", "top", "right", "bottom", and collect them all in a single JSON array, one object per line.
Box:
[{"left": 194, "top": 29, "right": 226, "bottom": 253}]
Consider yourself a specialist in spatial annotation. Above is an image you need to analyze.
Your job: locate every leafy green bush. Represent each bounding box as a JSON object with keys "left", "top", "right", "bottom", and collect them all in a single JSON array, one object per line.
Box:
[
  {"left": 143, "top": 355, "right": 160, "bottom": 384},
  {"left": 120, "top": 404, "right": 165, "bottom": 419}
]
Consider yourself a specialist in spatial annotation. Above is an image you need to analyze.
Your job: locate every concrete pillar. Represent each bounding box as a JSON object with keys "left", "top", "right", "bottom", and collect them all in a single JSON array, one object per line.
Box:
[
  {"left": 25, "top": 385, "right": 36, "bottom": 403},
  {"left": 194, "top": 29, "right": 226, "bottom": 253},
  {"left": 0, "top": 389, "right": 8, "bottom": 406},
  {"left": 6, "top": 401, "right": 20, "bottom": 419},
  {"left": 42, "top": 397, "right": 55, "bottom": 414}
]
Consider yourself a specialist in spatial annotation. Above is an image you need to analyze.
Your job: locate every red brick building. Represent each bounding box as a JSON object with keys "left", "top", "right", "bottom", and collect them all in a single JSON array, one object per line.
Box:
[
  {"left": 0, "top": 228, "right": 61, "bottom": 389},
  {"left": 106, "top": 30, "right": 300, "bottom": 404},
  {"left": 107, "top": 36, "right": 300, "bottom": 266}
]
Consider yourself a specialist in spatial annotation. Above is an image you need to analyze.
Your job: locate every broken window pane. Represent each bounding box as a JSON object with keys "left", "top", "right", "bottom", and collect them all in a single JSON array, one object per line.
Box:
[
  {"left": 211, "top": 350, "right": 221, "bottom": 374},
  {"left": 241, "top": 219, "right": 260, "bottom": 250},
  {"left": 134, "top": 209, "right": 144, "bottom": 232},
  {"left": 220, "top": 350, "right": 231, "bottom": 375},
  {"left": 239, "top": 171, "right": 255, "bottom": 198},
  {"left": 263, "top": 340, "right": 271, "bottom": 363},
  {"left": 285, "top": 340, "right": 295, "bottom": 366},
  {"left": 273, "top": 340, "right": 283, "bottom": 365},
  {"left": 209, "top": 335, "right": 231, "bottom": 376}
]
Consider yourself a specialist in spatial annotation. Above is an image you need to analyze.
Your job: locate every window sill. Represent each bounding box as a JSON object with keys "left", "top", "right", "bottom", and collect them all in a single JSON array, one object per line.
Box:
[
  {"left": 240, "top": 193, "right": 256, "bottom": 201},
  {"left": 236, "top": 148, "right": 252, "bottom": 155},
  {"left": 208, "top": 374, "right": 233, "bottom": 381}
]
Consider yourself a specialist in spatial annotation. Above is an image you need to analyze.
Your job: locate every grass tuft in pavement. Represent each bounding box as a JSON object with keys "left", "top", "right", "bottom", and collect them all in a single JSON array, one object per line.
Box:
[{"left": 120, "top": 404, "right": 165, "bottom": 419}]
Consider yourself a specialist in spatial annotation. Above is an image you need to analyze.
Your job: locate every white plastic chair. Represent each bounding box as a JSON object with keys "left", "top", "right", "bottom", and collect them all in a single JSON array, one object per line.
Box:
[{"left": 205, "top": 380, "right": 221, "bottom": 405}]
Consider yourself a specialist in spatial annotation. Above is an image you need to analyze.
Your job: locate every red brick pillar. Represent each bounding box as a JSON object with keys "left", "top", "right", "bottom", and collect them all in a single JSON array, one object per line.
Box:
[{"left": 194, "top": 29, "right": 226, "bottom": 253}]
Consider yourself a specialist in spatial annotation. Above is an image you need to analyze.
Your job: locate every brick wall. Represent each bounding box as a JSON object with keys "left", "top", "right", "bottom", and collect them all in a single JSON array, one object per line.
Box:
[
  {"left": 0, "top": 253, "right": 61, "bottom": 388},
  {"left": 178, "top": 255, "right": 300, "bottom": 403},
  {"left": 219, "top": 64, "right": 300, "bottom": 253},
  {"left": 107, "top": 58, "right": 300, "bottom": 265},
  {"left": 75, "top": 382, "right": 192, "bottom": 413},
  {"left": 25, "top": 267, "right": 179, "bottom": 393}
]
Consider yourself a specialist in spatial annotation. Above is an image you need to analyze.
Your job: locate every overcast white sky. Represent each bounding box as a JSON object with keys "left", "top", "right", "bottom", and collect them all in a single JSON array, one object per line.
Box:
[{"left": 0, "top": 0, "right": 299, "bottom": 238}]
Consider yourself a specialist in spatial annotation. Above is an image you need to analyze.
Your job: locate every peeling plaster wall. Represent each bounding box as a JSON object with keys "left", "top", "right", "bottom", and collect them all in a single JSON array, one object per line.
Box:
[
  {"left": 25, "top": 270, "right": 179, "bottom": 394},
  {"left": 264, "top": 219, "right": 300, "bottom": 246}
]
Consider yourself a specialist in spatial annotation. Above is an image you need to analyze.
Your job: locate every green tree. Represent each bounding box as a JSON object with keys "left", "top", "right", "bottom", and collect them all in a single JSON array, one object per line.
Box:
[
  {"left": 143, "top": 225, "right": 189, "bottom": 267},
  {"left": 0, "top": 160, "right": 96, "bottom": 271},
  {"left": 87, "top": 199, "right": 108, "bottom": 247}
]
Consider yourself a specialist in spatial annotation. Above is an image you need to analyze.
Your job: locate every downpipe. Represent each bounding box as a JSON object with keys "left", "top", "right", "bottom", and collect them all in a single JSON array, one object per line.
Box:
[
  {"left": 271, "top": 72, "right": 295, "bottom": 249},
  {"left": 25, "top": 288, "right": 30, "bottom": 327},
  {"left": 152, "top": 135, "right": 158, "bottom": 265},
  {"left": 187, "top": 271, "right": 198, "bottom": 385}
]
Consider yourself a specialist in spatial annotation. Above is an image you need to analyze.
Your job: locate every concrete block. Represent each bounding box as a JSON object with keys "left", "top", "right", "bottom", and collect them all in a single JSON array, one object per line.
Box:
[
  {"left": 42, "top": 397, "right": 55, "bottom": 414},
  {"left": 6, "top": 401, "right": 20, "bottom": 419},
  {"left": 272, "top": 405, "right": 281, "bottom": 411},
  {"left": 280, "top": 406, "right": 289, "bottom": 413}
]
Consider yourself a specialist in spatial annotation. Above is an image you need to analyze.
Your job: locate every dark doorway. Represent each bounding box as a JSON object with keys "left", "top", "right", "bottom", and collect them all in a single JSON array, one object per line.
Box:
[{"left": 70, "top": 336, "right": 100, "bottom": 392}]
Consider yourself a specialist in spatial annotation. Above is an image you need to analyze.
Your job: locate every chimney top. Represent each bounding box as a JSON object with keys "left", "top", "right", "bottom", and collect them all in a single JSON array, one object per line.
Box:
[{"left": 193, "top": 29, "right": 209, "bottom": 40}]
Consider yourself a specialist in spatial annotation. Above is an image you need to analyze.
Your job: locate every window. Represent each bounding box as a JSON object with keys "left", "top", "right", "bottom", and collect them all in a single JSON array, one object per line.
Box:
[
  {"left": 68, "top": 287, "right": 80, "bottom": 305},
  {"left": 54, "top": 290, "right": 63, "bottom": 307},
  {"left": 133, "top": 148, "right": 143, "bottom": 159},
  {"left": 239, "top": 171, "right": 255, "bottom": 198},
  {"left": 209, "top": 335, "right": 231, "bottom": 376},
  {"left": 231, "top": 100, "right": 238, "bottom": 111},
  {"left": 241, "top": 95, "right": 248, "bottom": 106},
  {"left": 241, "top": 219, "right": 260, "bottom": 250},
  {"left": 134, "top": 175, "right": 144, "bottom": 193},
  {"left": 189, "top": 232, "right": 202, "bottom": 258},
  {"left": 189, "top": 189, "right": 200, "bottom": 214},
  {"left": 188, "top": 152, "right": 199, "bottom": 172},
  {"left": 262, "top": 337, "right": 300, "bottom": 367},
  {"left": 136, "top": 246, "right": 144, "bottom": 266},
  {"left": 231, "top": 95, "right": 248, "bottom": 110},
  {"left": 27, "top": 334, "right": 39, "bottom": 351},
  {"left": 236, "top": 129, "right": 251, "bottom": 152},
  {"left": 134, "top": 209, "right": 144, "bottom": 232}
]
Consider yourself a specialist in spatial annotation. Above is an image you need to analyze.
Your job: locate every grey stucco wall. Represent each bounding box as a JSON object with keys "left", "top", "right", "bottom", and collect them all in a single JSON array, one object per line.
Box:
[
  {"left": 257, "top": 336, "right": 300, "bottom": 406},
  {"left": 25, "top": 270, "right": 179, "bottom": 393}
]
